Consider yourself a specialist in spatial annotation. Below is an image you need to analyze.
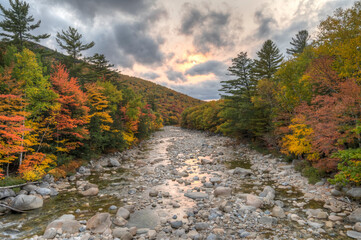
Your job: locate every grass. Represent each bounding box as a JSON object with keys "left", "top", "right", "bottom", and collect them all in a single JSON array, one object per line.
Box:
[{"left": 0, "top": 176, "right": 26, "bottom": 187}]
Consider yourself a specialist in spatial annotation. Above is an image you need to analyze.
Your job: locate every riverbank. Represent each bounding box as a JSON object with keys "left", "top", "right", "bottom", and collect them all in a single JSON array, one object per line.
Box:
[{"left": 0, "top": 126, "right": 360, "bottom": 239}]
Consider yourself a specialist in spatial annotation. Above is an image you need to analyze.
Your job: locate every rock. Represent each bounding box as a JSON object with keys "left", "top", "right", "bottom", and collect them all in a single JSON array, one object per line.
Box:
[
  {"left": 116, "top": 207, "right": 130, "bottom": 220},
  {"left": 331, "top": 189, "right": 342, "bottom": 196},
  {"left": 127, "top": 209, "right": 160, "bottom": 229},
  {"left": 349, "top": 208, "right": 361, "bottom": 223},
  {"left": 210, "top": 177, "right": 222, "bottom": 184},
  {"left": 12, "top": 194, "right": 43, "bottom": 210},
  {"left": 148, "top": 230, "right": 157, "bottom": 239},
  {"left": 184, "top": 192, "right": 209, "bottom": 200},
  {"left": 206, "top": 233, "right": 218, "bottom": 240},
  {"left": 109, "top": 157, "right": 120, "bottom": 167},
  {"left": 246, "top": 194, "right": 263, "bottom": 208},
  {"left": 354, "top": 222, "right": 361, "bottom": 232},
  {"left": 233, "top": 167, "right": 252, "bottom": 177},
  {"left": 170, "top": 221, "right": 183, "bottom": 229},
  {"left": 329, "top": 215, "right": 343, "bottom": 221},
  {"left": 347, "top": 188, "right": 361, "bottom": 199},
  {"left": 36, "top": 187, "right": 51, "bottom": 196},
  {"left": 195, "top": 222, "right": 209, "bottom": 231},
  {"left": 113, "top": 228, "right": 132, "bottom": 240},
  {"left": 0, "top": 189, "right": 15, "bottom": 199},
  {"left": 347, "top": 230, "right": 361, "bottom": 239},
  {"left": 213, "top": 187, "right": 232, "bottom": 197},
  {"left": 43, "top": 227, "right": 57, "bottom": 239},
  {"left": 259, "top": 186, "right": 275, "bottom": 205},
  {"left": 307, "top": 220, "right": 324, "bottom": 229},
  {"left": 259, "top": 216, "right": 276, "bottom": 225},
  {"left": 22, "top": 184, "right": 38, "bottom": 192},
  {"left": 86, "top": 213, "right": 111, "bottom": 233},
  {"left": 80, "top": 187, "right": 99, "bottom": 196},
  {"left": 113, "top": 216, "right": 128, "bottom": 227},
  {"left": 272, "top": 206, "right": 286, "bottom": 218},
  {"left": 149, "top": 189, "right": 159, "bottom": 197},
  {"left": 306, "top": 209, "right": 328, "bottom": 219},
  {"left": 45, "top": 215, "right": 81, "bottom": 234}
]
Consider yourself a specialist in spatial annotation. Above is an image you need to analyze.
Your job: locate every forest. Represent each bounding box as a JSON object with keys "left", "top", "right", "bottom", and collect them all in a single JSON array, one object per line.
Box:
[
  {"left": 181, "top": 2, "right": 361, "bottom": 186},
  {"left": 0, "top": 0, "right": 200, "bottom": 183}
]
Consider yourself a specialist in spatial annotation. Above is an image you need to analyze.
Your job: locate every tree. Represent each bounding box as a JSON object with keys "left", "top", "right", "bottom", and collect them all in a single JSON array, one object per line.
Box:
[
  {"left": 84, "top": 53, "right": 118, "bottom": 83},
  {"left": 56, "top": 26, "right": 95, "bottom": 60},
  {"left": 253, "top": 40, "right": 283, "bottom": 80},
  {"left": 0, "top": 0, "right": 50, "bottom": 48},
  {"left": 51, "top": 64, "right": 89, "bottom": 153},
  {"left": 287, "top": 30, "right": 310, "bottom": 55}
]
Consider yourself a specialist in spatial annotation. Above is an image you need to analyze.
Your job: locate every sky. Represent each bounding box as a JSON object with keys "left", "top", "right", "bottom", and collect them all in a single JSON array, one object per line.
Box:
[{"left": 0, "top": 0, "right": 357, "bottom": 100}]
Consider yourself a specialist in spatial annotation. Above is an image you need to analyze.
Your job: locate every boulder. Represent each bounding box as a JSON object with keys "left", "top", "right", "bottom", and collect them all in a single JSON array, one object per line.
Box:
[
  {"left": 306, "top": 209, "right": 328, "bottom": 219},
  {"left": 108, "top": 157, "right": 121, "bottom": 167},
  {"left": 347, "top": 230, "right": 361, "bottom": 239},
  {"left": 22, "top": 184, "right": 38, "bottom": 192},
  {"left": 36, "top": 188, "right": 52, "bottom": 196},
  {"left": 246, "top": 194, "right": 263, "bottom": 208},
  {"left": 272, "top": 206, "right": 286, "bottom": 218},
  {"left": 80, "top": 187, "right": 99, "bottom": 196},
  {"left": 113, "top": 228, "right": 132, "bottom": 240},
  {"left": 349, "top": 208, "right": 361, "bottom": 223},
  {"left": 347, "top": 188, "right": 361, "bottom": 199},
  {"left": 116, "top": 207, "right": 130, "bottom": 219},
  {"left": 233, "top": 167, "right": 252, "bottom": 177},
  {"left": 213, "top": 187, "right": 232, "bottom": 197},
  {"left": 0, "top": 189, "right": 15, "bottom": 200},
  {"left": 12, "top": 194, "right": 43, "bottom": 210},
  {"left": 184, "top": 192, "right": 209, "bottom": 200},
  {"left": 86, "top": 213, "right": 111, "bottom": 233},
  {"left": 113, "top": 216, "right": 128, "bottom": 227},
  {"left": 43, "top": 228, "right": 57, "bottom": 239},
  {"left": 354, "top": 222, "right": 361, "bottom": 232},
  {"left": 45, "top": 215, "right": 81, "bottom": 234}
]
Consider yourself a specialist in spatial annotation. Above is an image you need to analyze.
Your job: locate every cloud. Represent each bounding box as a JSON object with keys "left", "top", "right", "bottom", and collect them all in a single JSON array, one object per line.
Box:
[
  {"left": 254, "top": 8, "right": 277, "bottom": 38},
  {"left": 185, "top": 60, "right": 227, "bottom": 77},
  {"left": 179, "top": 4, "right": 234, "bottom": 53},
  {"left": 140, "top": 72, "right": 161, "bottom": 80},
  {"left": 166, "top": 69, "right": 187, "bottom": 82},
  {"left": 43, "top": 0, "right": 153, "bottom": 20},
  {"left": 169, "top": 79, "right": 222, "bottom": 101}
]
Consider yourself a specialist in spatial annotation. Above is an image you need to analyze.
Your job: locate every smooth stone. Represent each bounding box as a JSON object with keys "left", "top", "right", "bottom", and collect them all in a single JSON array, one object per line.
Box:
[
  {"left": 148, "top": 230, "right": 157, "bottom": 239},
  {"left": 347, "top": 230, "right": 361, "bottom": 239},
  {"left": 127, "top": 209, "right": 160, "bottom": 229},
  {"left": 184, "top": 192, "right": 209, "bottom": 200},
  {"left": 246, "top": 194, "right": 263, "bottom": 208},
  {"left": 149, "top": 189, "right": 159, "bottom": 197},
  {"left": 0, "top": 189, "right": 16, "bottom": 199},
  {"left": 213, "top": 187, "right": 232, "bottom": 197},
  {"left": 349, "top": 208, "right": 361, "bottom": 223},
  {"left": 86, "top": 213, "right": 111, "bottom": 233},
  {"left": 35, "top": 187, "right": 51, "bottom": 196},
  {"left": 113, "top": 216, "right": 128, "bottom": 227},
  {"left": 195, "top": 222, "right": 209, "bottom": 231},
  {"left": 80, "top": 187, "right": 99, "bottom": 196},
  {"left": 307, "top": 220, "right": 324, "bottom": 229},
  {"left": 354, "top": 222, "right": 361, "bottom": 232},
  {"left": 170, "top": 221, "right": 183, "bottom": 229},
  {"left": 109, "top": 157, "right": 121, "bottom": 167},
  {"left": 113, "top": 228, "right": 132, "bottom": 240},
  {"left": 43, "top": 228, "right": 57, "bottom": 239},
  {"left": 12, "top": 194, "right": 43, "bottom": 210},
  {"left": 272, "top": 206, "right": 286, "bottom": 218},
  {"left": 116, "top": 207, "right": 130, "bottom": 220},
  {"left": 45, "top": 217, "right": 81, "bottom": 234},
  {"left": 347, "top": 188, "right": 361, "bottom": 199}
]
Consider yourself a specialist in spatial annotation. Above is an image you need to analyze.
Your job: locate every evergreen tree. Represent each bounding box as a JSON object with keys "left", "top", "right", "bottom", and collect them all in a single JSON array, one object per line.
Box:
[
  {"left": 287, "top": 30, "right": 310, "bottom": 55},
  {"left": 56, "top": 26, "right": 95, "bottom": 60},
  {"left": 253, "top": 40, "right": 283, "bottom": 80},
  {"left": 0, "top": 0, "right": 50, "bottom": 48},
  {"left": 84, "top": 53, "right": 118, "bottom": 82}
]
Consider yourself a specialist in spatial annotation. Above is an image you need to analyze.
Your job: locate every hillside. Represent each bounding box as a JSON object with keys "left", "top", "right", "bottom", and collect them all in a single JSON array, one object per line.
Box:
[{"left": 26, "top": 42, "right": 203, "bottom": 125}]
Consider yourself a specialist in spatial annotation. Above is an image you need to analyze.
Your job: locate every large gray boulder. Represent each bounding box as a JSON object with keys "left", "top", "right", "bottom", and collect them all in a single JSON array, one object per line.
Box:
[
  {"left": 347, "top": 188, "right": 361, "bottom": 199},
  {"left": 349, "top": 208, "right": 361, "bottom": 223},
  {"left": 0, "top": 189, "right": 15, "bottom": 200},
  {"left": 12, "top": 194, "right": 43, "bottom": 210}
]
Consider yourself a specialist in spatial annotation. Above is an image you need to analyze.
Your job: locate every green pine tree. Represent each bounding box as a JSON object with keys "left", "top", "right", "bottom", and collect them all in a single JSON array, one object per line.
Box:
[
  {"left": 287, "top": 30, "right": 310, "bottom": 55},
  {"left": 253, "top": 40, "right": 283, "bottom": 80},
  {"left": 0, "top": 0, "right": 50, "bottom": 49}
]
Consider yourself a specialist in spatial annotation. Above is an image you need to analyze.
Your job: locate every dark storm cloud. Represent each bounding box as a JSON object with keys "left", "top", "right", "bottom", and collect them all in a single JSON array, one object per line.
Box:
[
  {"left": 113, "top": 22, "right": 164, "bottom": 66},
  {"left": 140, "top": 72, "right": 161, "bottom": 80},
  {"left": 179, "top": 4, "right": 234, "bottom": 53},
  {"left": 185, "top": 60, "right": 227, "bottom": 77},
  {"left": 254, "top": 9, "right": 277, "bottom": 38},
  {"left": 43, "top": 0, "right": 153, "bottom": 20},
  {"left": 166, "top": 69, "right": 186, "bottom": 83}
]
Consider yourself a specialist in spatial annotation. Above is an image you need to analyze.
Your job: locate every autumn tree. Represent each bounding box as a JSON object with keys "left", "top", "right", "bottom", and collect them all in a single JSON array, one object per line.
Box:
[
  {"left": 51, "top": 64, "right": 89, "bottom": 154},
  {"left": 0, "top": 0, "right": 50, "bottom": 48},
  {"left": 287, "top": 30, "right": 310, "bottom": 55}
]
